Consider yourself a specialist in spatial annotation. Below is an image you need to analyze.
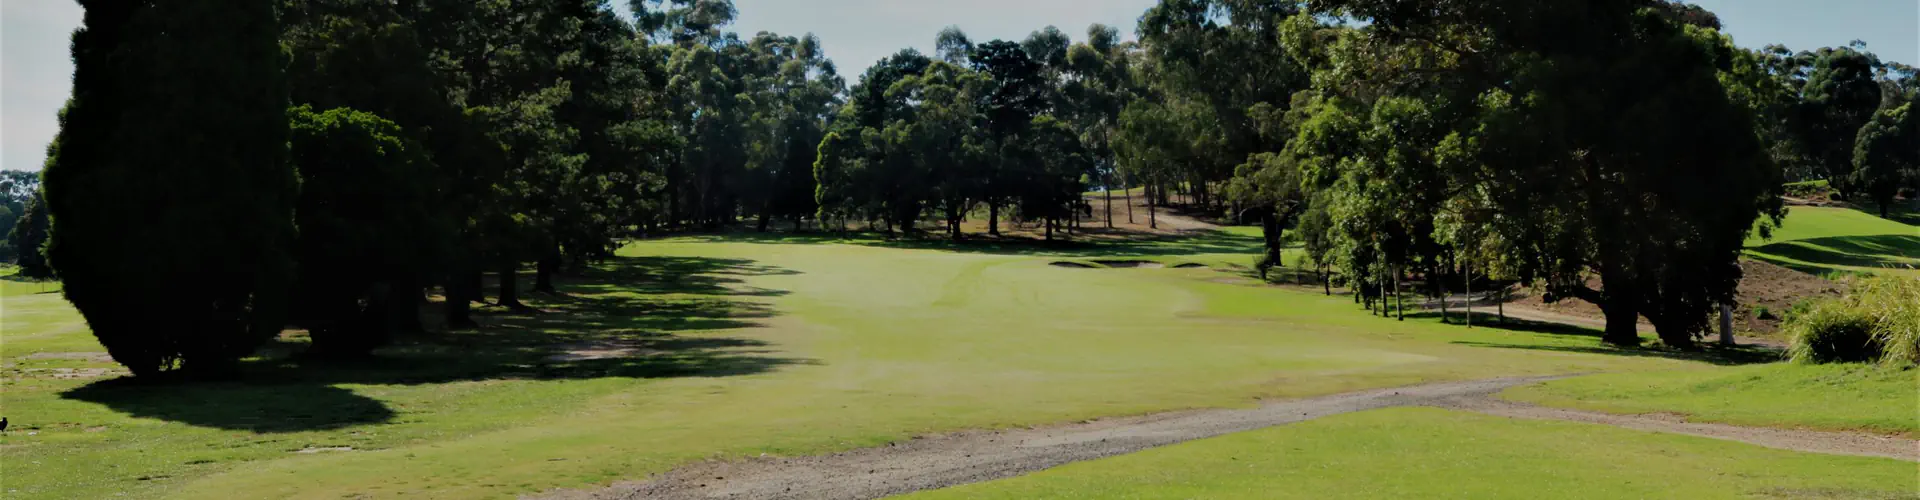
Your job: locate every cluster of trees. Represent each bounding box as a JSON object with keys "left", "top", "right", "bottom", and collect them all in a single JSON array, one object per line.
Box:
[
  {"left": 24, "top": 0, "right": 1919, "bottom": 376},
  {"left": 36, "top": 0, "right": 848, "bottom": 377},
  {"left": 813, "top": 25, "right": 1142, "bottom": 240},
  {"left": 1155, "top": 0, "right": 1917, "bottom": 348},
  {"left": 0, "top": 170, "right": 51, "bottom": 276}
]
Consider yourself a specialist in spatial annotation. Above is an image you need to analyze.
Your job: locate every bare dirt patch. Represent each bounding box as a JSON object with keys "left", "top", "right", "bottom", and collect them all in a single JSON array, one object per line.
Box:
[
  {"left": 539, "top": 376, "right": 1913, "bottom": 500},
  {"left": 20, "top": 367, "right": 122, "bottom": 379},
  {"left": 547, "top": 340, "right": 662, "bottom": 362},
  {"left": 21, "top": 352, "right": 115, "bottom": 363},
  {"left": 293, "top": 446, "right": 355, "bottom": 454},
  {"left": 1090, "top": 260, "right": 1164, "bottom": 269},
  {"left": 1504, "top": 258, "right": 1840, "bottom": 341}
]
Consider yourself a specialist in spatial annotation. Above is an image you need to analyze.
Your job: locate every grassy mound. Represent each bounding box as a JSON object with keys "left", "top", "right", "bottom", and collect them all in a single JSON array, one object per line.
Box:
[{"left": 1744, "top": 207, "right": 1919, "bottom": 277}]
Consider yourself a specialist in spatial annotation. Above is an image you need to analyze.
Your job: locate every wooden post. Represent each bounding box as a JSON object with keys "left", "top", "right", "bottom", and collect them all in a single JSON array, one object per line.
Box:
[{"left": 1719, "top": 303, "right": 1734, "bottom": 346}]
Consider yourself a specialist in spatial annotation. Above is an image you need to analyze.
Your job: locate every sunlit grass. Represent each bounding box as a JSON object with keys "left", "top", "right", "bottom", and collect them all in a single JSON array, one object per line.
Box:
[{"left": 903, "top": 407, "right": 1916, "bottom": 500}]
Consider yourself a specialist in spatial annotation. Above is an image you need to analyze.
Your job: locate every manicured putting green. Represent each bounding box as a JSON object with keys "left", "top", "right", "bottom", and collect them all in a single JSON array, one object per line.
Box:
[
  {"left": 902, "top": 407, "right": 1917, "bottom": 500},
  {"left": 1745, "top": 206, "right": 1919, "bottom": 277}
]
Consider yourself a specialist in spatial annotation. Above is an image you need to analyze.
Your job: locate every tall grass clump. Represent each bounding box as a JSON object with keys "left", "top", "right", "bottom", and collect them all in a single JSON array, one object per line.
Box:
[{"left": 1786, "top": 276, "right": 1919, "bottom": 365}]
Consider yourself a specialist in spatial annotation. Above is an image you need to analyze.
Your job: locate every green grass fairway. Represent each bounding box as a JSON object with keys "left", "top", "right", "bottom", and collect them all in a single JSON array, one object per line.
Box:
[
  {"left": 1746, "top": 206, "right": 1919, "bottom": 277},
  {"left": 1504, "top": 364, "right": 1919, "bottom": 435},
  {"left": 0, "top": 233, "right": 1790, "bottom": 499},
  {"left": 901, "top": 407, "right": 1917, "bottom": 500}
]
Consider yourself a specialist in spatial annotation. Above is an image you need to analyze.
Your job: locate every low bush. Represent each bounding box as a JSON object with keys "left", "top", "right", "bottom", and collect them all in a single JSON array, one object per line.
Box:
[
  {"left": 1786, "top": 276, "right": 1919, "bottom": 365},
  {"left": 1782, "top": 179, "right": 1831, "bottom": 199}
]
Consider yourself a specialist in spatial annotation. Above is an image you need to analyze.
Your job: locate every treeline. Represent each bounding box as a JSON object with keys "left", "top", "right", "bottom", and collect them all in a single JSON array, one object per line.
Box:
[
  {"left": 22, "top": 0, "right": 1920, "bottom": 376},
  {"left": 37, "top": 0, "right": 852, "bottom": 377}
]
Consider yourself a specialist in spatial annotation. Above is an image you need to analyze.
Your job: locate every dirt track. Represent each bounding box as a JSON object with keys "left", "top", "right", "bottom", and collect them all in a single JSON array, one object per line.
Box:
[{"left": 535, "top": 377, "right": 1916, "bottom": 500}]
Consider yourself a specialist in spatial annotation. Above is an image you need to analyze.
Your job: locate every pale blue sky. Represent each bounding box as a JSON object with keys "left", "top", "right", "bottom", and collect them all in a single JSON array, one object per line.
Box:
[{"left": 2, "top": 0, "right": 1914, "bottom": 172}]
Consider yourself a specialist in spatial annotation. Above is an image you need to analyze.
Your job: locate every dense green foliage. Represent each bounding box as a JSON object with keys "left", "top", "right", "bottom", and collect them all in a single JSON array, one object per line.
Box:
[
  {"left": 287, "top": 105, "right": 444, "bottom": 357},
  {"left": 44, "top": 0, "right": 297, "bottom": 377},
  {"left": 7, "top": 193, "right": 51, "bottom": 279},
  {"left": 1786, "top": 276, "right": 1919, "bottom": 365},
  {"left": 0, "top": 169, "right": 40, "bottom": 263}
]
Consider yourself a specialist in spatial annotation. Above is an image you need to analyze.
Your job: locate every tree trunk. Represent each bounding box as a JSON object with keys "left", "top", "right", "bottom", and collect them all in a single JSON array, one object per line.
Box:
[
  {"left": 1126, "top": 182, "right": 1135, "bottom": 224},
  {"left": 1598, "top": 299, "right": 1641, "bottom": 346},
  {"left": 534, "top": 253, "right": 559, "bottom": 294},
  {"left": 445, "top": 269, "right": 478, "bottom": 329},
  {"left": 1104, "top": 185, "right": 1113, "bottom": 228},
  {"left": 1259, "top": 209, "right": 1282, "bottom": 267},
  {"left": 757, "top": 202, "right": 772, "bottom": 232},
  {"left": 394, "top": 278, "right": 425, "bottom": 334},
  {"left": 498, "top": 261, "right": 527, "bottom": 311},
  {"left": 1394, "top": 264, "right": 1404, "bottom": 321},
  {"left": 1147, "top": 183, "right": 1158, "bottom": 229},
  {"left": 1323, "top": 263, "right": 1332, "bottom": 296},
  {"left": 1719, "top": 303, "right": 1734, "bottom": 346},
  {"left": 989, "top": 201, "right": 1001, "bottom": 236}
]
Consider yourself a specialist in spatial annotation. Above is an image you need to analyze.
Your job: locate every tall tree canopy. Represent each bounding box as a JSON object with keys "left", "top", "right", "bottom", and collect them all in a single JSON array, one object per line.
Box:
[{"left": 45, "top": 0, "right": 297, "bottom": 376}]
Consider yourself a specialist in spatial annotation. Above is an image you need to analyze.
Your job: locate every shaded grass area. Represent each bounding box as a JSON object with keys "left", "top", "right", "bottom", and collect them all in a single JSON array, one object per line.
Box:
[
  {"left": 1503, "top": 363, "right": 1920, "bottom": 435},
  {"left": 1745, "top": 206, "right": 1919, "bottom": 277},
  {"left": 670, "top": 225, "right": 1267, "bottom": 260},
  {"left": 0, "top": 266, "right": 60, "bottom": 296},
  {"left": 0, "top": 255, "right": 804, "bottom": 499},
  {"left": 904, "top": 407, "right": 1917, "bottom": 500}
]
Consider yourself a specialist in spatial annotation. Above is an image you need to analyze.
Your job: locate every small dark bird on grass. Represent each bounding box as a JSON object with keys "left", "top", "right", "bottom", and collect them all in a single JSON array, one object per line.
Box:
[{"left": 2, "top": 417, "right": 8, "bottom": 432}]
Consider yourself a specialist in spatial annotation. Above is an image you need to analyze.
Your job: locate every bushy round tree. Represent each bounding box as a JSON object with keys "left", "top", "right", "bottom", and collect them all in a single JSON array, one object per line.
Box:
[
  {"left": 43, "top": 0, "right": 296, "bottom": 377},
  {"left": 288, "top": 105, "right": 444, "bottom": 358}
]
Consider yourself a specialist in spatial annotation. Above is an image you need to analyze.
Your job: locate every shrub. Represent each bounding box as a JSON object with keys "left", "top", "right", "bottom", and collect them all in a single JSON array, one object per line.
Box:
[
  {"left": 1782, "top": 179, "right": 1831, "bottom": 199},
  {"left": 1786, "top": 276, "right": 1920, "bottom": 365}
]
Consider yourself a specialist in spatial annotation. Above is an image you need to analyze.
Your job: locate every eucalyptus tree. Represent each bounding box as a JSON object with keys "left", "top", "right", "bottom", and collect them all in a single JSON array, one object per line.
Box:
[
  {"left": 815, "top": 49, "right": 933, "bottom": 232},
  {"left": 1138, "top": 0, "right": 1311, "bottom": 212},
  {"left": 1297, "top": 0, "right": 1784, "bottom": 346},
  {"left": 738, "top": 33, "right": 844, "bottom": 232},
  {"left": 1064, "top": 24, "right": 1140, "bottom": 227},
  {"left": 1854, "top": 98, "right": 1918, "bottom": 217},
  {"left": 971, "top": 40, "right": 1050, "bottom": 235},
  {"left": 888, "top": 61, "right": 993, "bottom": 240},
  {"left": 1794, "top": 45, "right": 1886, "bottom": 194}
]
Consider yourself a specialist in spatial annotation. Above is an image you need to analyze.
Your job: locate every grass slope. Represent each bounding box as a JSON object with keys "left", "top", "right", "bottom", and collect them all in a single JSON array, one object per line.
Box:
[
  {"left": 1745, "top": 206, "right": 1919, "bottom": 277},
  {"left": 1503, "top": 364, "right": 1919, "bottom": 435},
  {"left": 903, "top": 407, "right": 1917, "bottom": 500}
]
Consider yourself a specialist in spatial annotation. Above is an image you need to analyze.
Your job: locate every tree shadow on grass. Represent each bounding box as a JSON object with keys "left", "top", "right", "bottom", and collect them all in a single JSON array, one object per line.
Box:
[
  {"left": 1747, "top": 235, "right": 1920, "bottom": 276},
  {"left": 1404, "top": 311, "right": 1607, "bottom": 339},
  {"left": 60, "top": 255, "right": 811, "bottom": 433},
  {"left": 669, "top": 227, "right": 1265, "bottom": 258},
  {"left": 1406, "top": 311, "right": 1783, "bottom": 366},
  {"left": 1450, "top": 340, "right": 1784, "bottom": 366}
]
